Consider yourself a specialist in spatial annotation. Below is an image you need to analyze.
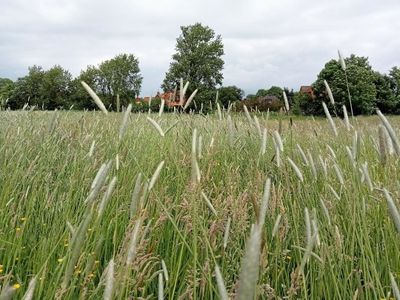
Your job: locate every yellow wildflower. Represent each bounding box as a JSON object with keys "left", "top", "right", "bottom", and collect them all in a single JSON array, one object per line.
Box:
[
  {"left": 16, "top": 228, "right": 21, "bottom": 232},
  {"left": 13, "top": 283, "right": 21, "bottom": 289},
  {"left": 57, "top": 258, "right": 64, "bottom": 263}
]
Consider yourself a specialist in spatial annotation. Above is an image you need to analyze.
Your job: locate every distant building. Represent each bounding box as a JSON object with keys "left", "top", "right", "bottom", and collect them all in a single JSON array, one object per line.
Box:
[{"left": 299, "top": 86, "right": 315, "bottom": 99}]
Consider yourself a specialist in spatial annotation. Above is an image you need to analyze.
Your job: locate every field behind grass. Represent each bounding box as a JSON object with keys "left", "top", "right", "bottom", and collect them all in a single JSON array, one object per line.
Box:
[{"left": 0, "top": 110, "right": 400, "bottom": 299}]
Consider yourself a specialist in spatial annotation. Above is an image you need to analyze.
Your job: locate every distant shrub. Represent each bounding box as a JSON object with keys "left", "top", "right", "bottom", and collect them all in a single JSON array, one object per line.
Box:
[{"left": 233, "top": 96, "right": 283, "bottom": 112}]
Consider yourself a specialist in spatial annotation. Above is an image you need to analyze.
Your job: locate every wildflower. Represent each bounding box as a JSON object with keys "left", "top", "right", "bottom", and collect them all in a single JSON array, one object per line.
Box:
[
  {"left": 0, "top": 269, "right": 3, "bottom": 274},
  {"left": 21, "top": 217, "right": 27, "bottom": 221},
  {"left": 58, "top": 258, "right": 64, "bottom": 263},
  {"left": 64, "top": 243, "right": 69, "bottom": 247},
  {"left": 88, "top": 273, "right": 95, "bottom": 278},
  {"left": 13, "top": 283, "right": 21, "bottom": 289},
  {"left": 16, "top": 227, "right": 21, "bottom": 232}
]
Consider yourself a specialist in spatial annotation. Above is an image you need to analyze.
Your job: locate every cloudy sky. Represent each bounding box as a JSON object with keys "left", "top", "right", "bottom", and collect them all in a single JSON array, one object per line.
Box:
[{"left": 1, "top": 0, "right": 400, "bottom": 96}]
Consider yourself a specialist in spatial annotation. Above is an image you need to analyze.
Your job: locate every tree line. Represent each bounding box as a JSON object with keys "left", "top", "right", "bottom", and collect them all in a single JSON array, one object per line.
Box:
[{"left": 1, "top": 22, "right": 399, "bottom": 115}]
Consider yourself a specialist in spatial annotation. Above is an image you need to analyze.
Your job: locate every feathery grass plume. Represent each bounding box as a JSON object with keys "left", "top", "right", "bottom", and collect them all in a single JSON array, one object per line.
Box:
[
  {"left": 383, "top": 188, "right": 400, "bottom": 233},
  {"left": 243, "top": 105, "right": 253, "bottom": 125},
  {"left": 383, "top": 124, "right": 395, "bottom": 155},
  {"left": 62, "top": 205, "right": 94, "bottom": 289},
  {"left": 378, "top": 125, "right": 388, "bottom": 165},
  {"left": 318, "top": 155, "right": 328, "bottom": 177},
  {"left": 115, "top": 154, "right": 120, "bottom": 171},
  {"left": 198, "top": 135, "right": 203, "bottom": 159},
  {"left": 179, "top": 78, "right": 184, "bottom": 105},
  {"left": 192, "top": 128, "right": 198, "bottom": 155},
  {"left": 119, "top": 103, "right": 132, "bottom": 141},
  {"left": 322, "top": 101, "right": 338, "bottom": 137},
  {"left": 159, "top": 99, "right": 165, "bottom": 117},
  {"left": 81, "top": 81, "right": 108, "bottom": 114},
  {"left": 312, "top": 217, "right": 321, "bottom": 247},
  {"left": 201, "top": 191, "right": 218, "bottom": 216},
  {"left": 361, "top": 162, "right": 373, "bottom": 191},
  {"left": 66, "top": 221, "right": 75, "bottom": 235},
  {"left": 343, "top": 105, "right": 351, "bottom": 131},
  {"left": 215, "top": 264, "right": 229, "bottom": 300},
  {"left": 158, "top": 273, "right": 164, "bottom": 300},
  {"left": 324, "top": 80, "right": 335, "bottom": 105},
  {"left": 328, "top": 184, "right": 340, "bottom": 200},
  {"left": 296, "top": 144, "right": 309, "bottom": 166},
  {"left": 327, "top": 145, "right": 337, "bottom": 160},
  {"left": 273, "top": 130, "right": 284, "bottom": 152},
  {"left": 148, "top": 161, "right": 165, "bottom": 191},
  {"left": 147, "top": 117, "right": 165, "bottom": 137},
  {"left": 352, "top": 131, "right": 359, "bottom": 161},
  {"left": 288, "top": 157, "right": 304, "bottom": 182},
  {"left": 377, "top": 109, "right": 400, "bottom": 155},
  {"left": 319, "top": 198, "right": 331, "bottom": 225},
  {"left": 217, "top": 102, "right": 222, "bottom": 121},
  {"left": 161, "top": 260, "right": 169, "bottom": 282},
  {"left": 126, "top": 218, "right": 143, "bottom": 266},
  {"left": 223, "top": 217, "right": 231, "bottom": 249},
  {"left": 345, "top": 146, "right": 356, "bottom": 169},
  {"left": 271, "top": 214, "right": 282, "bottom": 238},
  {"left": 304, "top": 207, "right": 311, "bottom": 244},
  {"left": 22, "top": 277, "right": 37, "bottom": 300},
  {"left": 182, "top": 81, "right": 189, "bottom": 99},
  {"left": 299, "top": 231, "right": 318, "bottom": 274},
  {"left": 98, "top": 176, "right": 117, "bottom": 219},
  {"left": 0, "top": 284, "right": 18, "bottom": 300},
  {"left": 103, "top": 258, "right": 114, "bottom": 300},
  {"left": 91, "top": 163, "right": 107, "bottom": 189},
  {"left": 183, "top": 89, "right": 198, "bottom": 111},
  {"left": 258, "top": 178, "right": 271, "bottom": 227},
  {"left": 283, "top": 91, "right": 290, "bottom": 112},
  {"left": 333, "top": 163, "right": 344, "bottom": 185},
  {"left": 260, "top": 128, "right": 267, "bottom": 155},
  {"left": 227, "top": 115, "right": 234, "bottom": 146},
  {"left": 130, "top": 173, "right": 143, "bottom": 218},
  {"left": 237, "top": 224, "right": 262, "bottom": 300},
  {"left": 275, "top": 141, "right": 281, "bottom": 168},
  {"left": 390, "top": 272, "right": 400, "bottom": 300},
  {"left": 253, "top": 115, "right": 262, "bottom": 137},
  {"left": 338, "top": 50, "right": 346, "bottom": 71},
  {"left": 307, "top": 150, "right": 317, "bottom": 179},
  {"left": 88, "top": 140, "right": 96, "bottom": 157},
  {"left": 86, "top": 161, "right": 112, "bottom": 204}
]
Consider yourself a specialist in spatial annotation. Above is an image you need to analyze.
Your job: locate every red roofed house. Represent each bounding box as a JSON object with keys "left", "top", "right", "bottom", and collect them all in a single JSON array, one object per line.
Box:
[{"left": 299, "top": 86, "right": 315, "bottom": 99}]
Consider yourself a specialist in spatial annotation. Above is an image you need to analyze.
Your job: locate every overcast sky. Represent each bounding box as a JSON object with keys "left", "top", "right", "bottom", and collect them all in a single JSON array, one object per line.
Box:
[{"left": 1, "top": 0, "right": 400, "bottom": 96}]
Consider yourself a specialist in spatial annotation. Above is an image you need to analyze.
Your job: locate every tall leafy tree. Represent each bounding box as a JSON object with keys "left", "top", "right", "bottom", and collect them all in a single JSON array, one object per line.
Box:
[
  {"left": 162, "top": 23, "right": 224, "bottom": 111},
  {"left": 9, "top": 65, "right": 45, "bottom": 109},
  {"left": 0, "top": 78, "right": 14, "bottom": 108},
  {"left": 98, "top": 53, "right": 142, "bottom": 110},
  {"left": 313, "top": 55, "right": 377, "bottom": 115},
  {"left": 40, "top": 65, "right": 73, "bottom": 109},
  {"left": 218, "top": 86, "right": 244, "bottom": 108}
]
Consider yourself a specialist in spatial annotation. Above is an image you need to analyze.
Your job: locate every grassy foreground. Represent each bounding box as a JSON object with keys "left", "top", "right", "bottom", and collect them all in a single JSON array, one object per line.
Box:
[{"left": 0, "top": 110, "right": 400, "bottom": 299}]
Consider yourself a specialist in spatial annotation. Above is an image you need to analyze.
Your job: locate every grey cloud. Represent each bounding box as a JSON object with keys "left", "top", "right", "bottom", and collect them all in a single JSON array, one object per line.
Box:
[{"left": 1, "top": 0, "right": 400, "bottom": 96}]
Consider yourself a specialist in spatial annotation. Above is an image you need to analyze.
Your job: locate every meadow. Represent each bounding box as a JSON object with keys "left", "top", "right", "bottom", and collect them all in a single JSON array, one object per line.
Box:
[{"left": 0, "top": 108, "right": 400, "bottom": 299}]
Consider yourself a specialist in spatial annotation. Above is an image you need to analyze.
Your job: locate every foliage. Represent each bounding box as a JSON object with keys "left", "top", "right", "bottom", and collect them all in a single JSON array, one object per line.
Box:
[
  {"left": 217, "top": 86, "right": 244, "bottom": 108},
  {"left": 234, "top": 95, "right": 283, "bottom": 112},
  {"left": 0, "top": 78, "right": 14, "bottom": 108},
  {"left": 313, "top": 55, "right": 377, "bottom": 115},
  {"left": 98, "top": 54, "right": 143, "bottom": 110},
  {"left": 162, "top": 23, "right": 224, "bottom": 111},
  {"left": 292, "top": 91, "right": 316, "bottom": 115}
]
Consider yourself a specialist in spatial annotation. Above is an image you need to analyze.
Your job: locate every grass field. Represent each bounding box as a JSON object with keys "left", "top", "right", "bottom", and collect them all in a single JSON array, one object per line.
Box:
[{"left": 0, "top": 109, "right": 400, "bottom": 299}]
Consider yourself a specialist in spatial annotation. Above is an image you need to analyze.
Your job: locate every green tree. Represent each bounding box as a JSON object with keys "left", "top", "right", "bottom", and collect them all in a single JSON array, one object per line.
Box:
[
  {"left": 99, "top": 53, "right": 142, "bottom": 111},
  {"left": 256, "top": 86, "right": 283, "bottom": 100},
  {"left": 313, "top": 54, "right": 377, "bottom": 115},
  {"left": 70, "top": 65, "right": 102, "bottom": 110},
  {"left": 374, "top": 71, "right": 396, "bottom": 113},
  {"left": 218, "top": 86, "right": 244, "bottom": 108},
  {"left": 0, "top": 78, "right": 15, "bottom": 109},
  {"left": 9, "top": 65, "right": 45, "bottom": 109},
  {"left": 162, "top": 23, "right": 224, "bottom": 111},
  {"left": 40, "top": 65, "right": 73, "bottom": 109}
]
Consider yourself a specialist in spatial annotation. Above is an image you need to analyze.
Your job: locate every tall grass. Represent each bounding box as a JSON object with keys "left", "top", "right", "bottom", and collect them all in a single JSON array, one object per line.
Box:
[{"left": 0, "top": 110, "right": 399, "bottom": 299}]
